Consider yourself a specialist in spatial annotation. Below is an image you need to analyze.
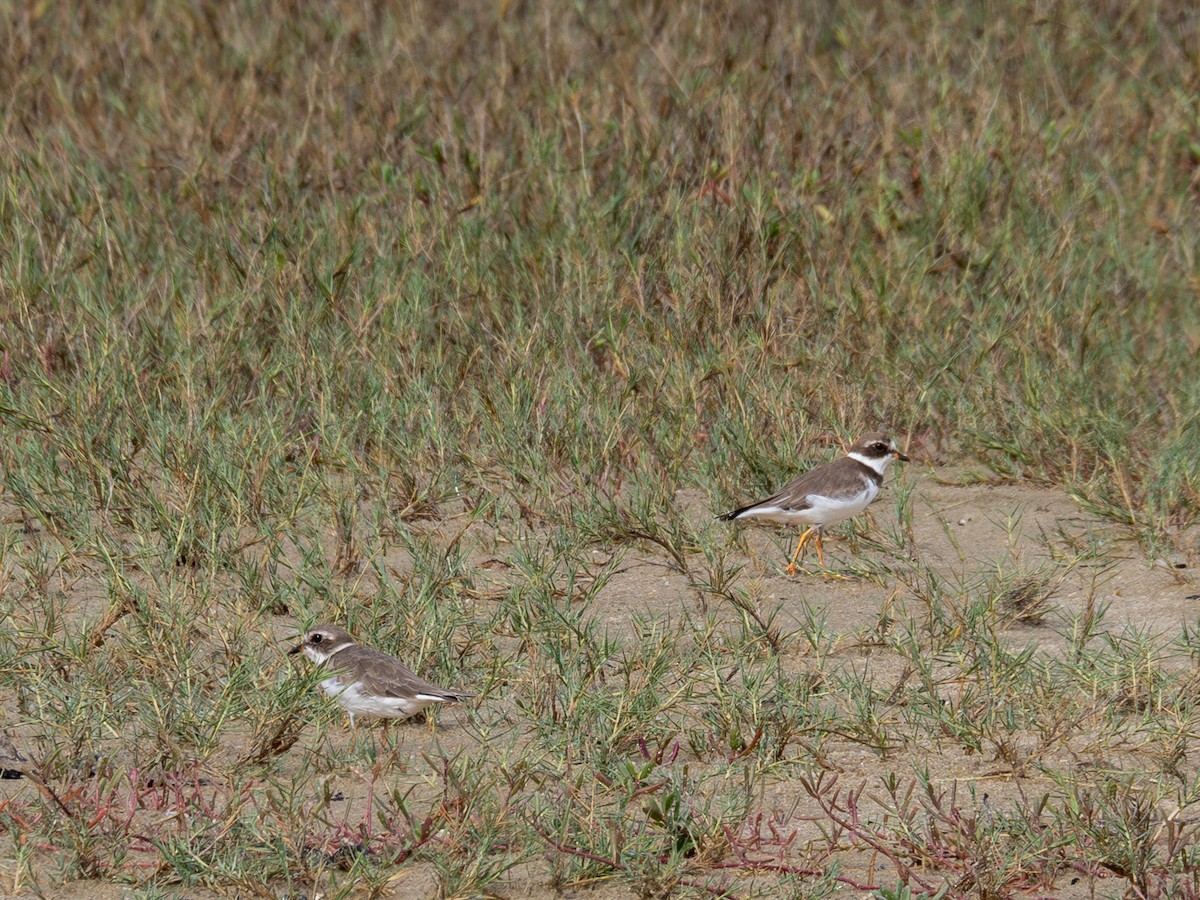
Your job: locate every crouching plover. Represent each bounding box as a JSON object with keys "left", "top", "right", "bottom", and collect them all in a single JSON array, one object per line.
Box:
[
  {"left": 289, "top": 623, "right": 473, "bottom": 726},
  {"left": 718, "top": 432, "right": 909, "bottom": 575}
]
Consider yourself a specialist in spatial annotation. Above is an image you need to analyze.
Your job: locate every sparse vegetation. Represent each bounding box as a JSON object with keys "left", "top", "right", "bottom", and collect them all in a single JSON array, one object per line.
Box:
[{"left": 3, "top": 1, "right": 1200, "bottom": 897}]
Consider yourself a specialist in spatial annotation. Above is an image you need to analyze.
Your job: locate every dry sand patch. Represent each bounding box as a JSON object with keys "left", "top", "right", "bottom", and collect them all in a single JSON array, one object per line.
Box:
[{"left": 4, "top": 474, "right": 1196, "bottom": 898}]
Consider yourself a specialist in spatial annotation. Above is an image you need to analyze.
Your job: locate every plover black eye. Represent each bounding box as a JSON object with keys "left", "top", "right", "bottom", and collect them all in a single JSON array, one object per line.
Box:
[{"left": 310, "top": 633, "right": 323, "bottom": 644}]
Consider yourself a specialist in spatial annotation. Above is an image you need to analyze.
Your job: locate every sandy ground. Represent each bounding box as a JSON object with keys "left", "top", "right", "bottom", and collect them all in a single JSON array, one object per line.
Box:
[{"left": 5, "top": 468, "right": 1197, "bottom": 899}]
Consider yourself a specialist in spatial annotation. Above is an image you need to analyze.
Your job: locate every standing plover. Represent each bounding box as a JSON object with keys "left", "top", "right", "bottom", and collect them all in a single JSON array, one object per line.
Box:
[
  {"left": 289, "top": 624, "right": 472, "bottom": 726},
  {"left": 718, "top": 433, "right": 909, "bottom": 575}
]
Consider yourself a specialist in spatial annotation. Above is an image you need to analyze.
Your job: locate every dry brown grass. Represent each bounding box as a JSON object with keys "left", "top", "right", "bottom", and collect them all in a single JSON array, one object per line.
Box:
[{"left": 3, "top": 2, "right": 1200, "bottom": 897}]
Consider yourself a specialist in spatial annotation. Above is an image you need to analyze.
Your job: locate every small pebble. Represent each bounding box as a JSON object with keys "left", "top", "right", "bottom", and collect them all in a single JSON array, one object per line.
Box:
[
  {"left": 1154, "top": 554, "right": 1188, "bottom": 570},
  {"left": 957, "top": 516, "right": 972, "bottom": 526}
]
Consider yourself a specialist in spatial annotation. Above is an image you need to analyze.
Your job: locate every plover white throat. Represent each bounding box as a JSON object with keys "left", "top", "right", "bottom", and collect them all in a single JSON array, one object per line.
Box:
[
  {"left": 289, "top": 623, "right": 473, "bottom": 726},
  {"left": 718, "top": 432, "right": 909, "bottom": 575}
]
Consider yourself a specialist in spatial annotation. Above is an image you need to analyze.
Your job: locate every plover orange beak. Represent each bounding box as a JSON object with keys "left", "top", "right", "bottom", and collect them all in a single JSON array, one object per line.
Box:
[
  {"left": 287, "top": 643, "right": 304, "bottom": 656},
  {"left": 894, "top": 451, "right": 910, "bottom": 462}
]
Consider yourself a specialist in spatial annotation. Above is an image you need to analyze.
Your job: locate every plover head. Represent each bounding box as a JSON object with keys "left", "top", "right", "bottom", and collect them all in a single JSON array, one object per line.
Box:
[
  {"left": 288, "top": 623, "right": 356, "bottom": 665},
  {"left": 846, "top": 432, "right": 909, "bottom": 475}
]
